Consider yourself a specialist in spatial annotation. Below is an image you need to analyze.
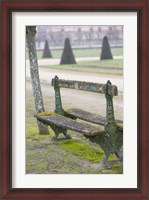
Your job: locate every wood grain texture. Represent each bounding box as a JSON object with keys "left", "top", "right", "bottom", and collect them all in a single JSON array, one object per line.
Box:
[
  {"left": 65, "top": 108, "right": 123, "bottom": 129},
  {"left": 52, "top": 78, "right": 118, "bottom": 95},
  {"left": 35, "top": 114, "right": 104, "bottom": 136}
]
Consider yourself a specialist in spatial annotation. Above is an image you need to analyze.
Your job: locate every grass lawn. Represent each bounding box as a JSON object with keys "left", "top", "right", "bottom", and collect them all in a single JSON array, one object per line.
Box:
[
  {"left": 26, "top": 47, "right": 123, "bottom": 75},
  {"left": 41, "top": 59, "right": 123, "bottom": 75},
  {"left": 26, "top": 47, "right": 123, "bottom": 60}
]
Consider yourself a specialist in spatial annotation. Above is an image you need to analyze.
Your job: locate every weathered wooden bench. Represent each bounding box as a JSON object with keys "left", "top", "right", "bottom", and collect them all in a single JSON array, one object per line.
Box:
[{"left": 35, "top": 75, "right": 123, "bottom": 163}]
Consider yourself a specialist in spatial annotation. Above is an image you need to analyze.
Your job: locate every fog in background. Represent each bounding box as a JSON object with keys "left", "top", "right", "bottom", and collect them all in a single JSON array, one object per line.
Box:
[{"left": 35, "top": 25, "right": 123, "bottom": 50}]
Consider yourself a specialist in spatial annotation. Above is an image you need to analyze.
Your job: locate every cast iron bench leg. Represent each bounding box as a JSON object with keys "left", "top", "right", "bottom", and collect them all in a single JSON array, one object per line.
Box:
[
  {"left": 50, "top": 124, "right": 71, "bottom": 140},
  {"left": 114, "top": 150, "right": 123, "bottom": 160},
  {"left": 62, "top": 129, "right": 72, "bottom": 139}
]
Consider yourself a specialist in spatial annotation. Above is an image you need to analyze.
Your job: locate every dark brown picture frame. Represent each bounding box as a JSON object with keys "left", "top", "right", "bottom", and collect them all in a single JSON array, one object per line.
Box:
[{"left": 0, "top": 0, "right": 148, "bottom": 199}]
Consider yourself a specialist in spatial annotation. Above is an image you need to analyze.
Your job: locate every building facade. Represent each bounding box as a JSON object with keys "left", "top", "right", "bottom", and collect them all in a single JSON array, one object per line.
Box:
[{"left": 36, "top": 25, "right": 123, "bottom": 49}]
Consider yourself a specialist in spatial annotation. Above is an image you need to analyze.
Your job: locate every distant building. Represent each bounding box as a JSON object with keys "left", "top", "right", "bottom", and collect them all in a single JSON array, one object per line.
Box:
[{"left": 35, "top": 25, "right": 123, "bottom": 49}]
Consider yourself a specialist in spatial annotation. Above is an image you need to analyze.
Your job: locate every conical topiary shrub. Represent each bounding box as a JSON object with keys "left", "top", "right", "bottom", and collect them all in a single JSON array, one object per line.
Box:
[
  {"left": 60, "top": 38, "right": 76, "bottom": 65},
  {"left": 42, "top": 40, "right": 52, "bottom": 58},
  {"left": 100, "top": 36, "right": 113, "bottom": 60}
]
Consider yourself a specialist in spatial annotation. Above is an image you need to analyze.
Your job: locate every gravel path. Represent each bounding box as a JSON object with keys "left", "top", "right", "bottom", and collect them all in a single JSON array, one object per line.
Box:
[
  {"left": 26, "top": 59, "right": 123, "bottom": 93},
  {"left": 26, "top": 56, "right": 123, "bottom": 66}
]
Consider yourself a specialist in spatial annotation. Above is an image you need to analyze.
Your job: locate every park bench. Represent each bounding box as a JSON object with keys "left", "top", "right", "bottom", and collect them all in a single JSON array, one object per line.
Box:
[{"left": 35, "top": 75, "right": 123, "bottom": 163}]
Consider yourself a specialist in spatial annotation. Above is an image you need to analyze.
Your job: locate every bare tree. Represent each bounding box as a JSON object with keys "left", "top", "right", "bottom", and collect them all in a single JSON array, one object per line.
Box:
[{"left": 26, "top": 26, "right": 49, "bottom": 134}]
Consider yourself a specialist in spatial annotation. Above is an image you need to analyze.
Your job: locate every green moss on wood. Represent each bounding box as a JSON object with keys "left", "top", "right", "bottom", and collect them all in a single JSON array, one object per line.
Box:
[
  {"left": 117, "top": 123, "right": 123, "bottom": 128},
  {"left": 37, "top": 111, "right": 55, "bottom": 116}
]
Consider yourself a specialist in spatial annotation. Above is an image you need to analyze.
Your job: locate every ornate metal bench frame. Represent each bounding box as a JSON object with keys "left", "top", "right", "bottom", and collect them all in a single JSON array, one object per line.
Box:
[{"left": 35, "top": 75, "right": 123, "bottom": 163}]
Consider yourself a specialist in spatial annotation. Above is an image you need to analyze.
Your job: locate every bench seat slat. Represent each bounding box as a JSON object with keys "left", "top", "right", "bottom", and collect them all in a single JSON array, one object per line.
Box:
[
  {"left": 35, "top": 114, "right": 104, "bottom": 136},
  {"left": 65, "top": 108, "right": 123, "bottom": 129}
]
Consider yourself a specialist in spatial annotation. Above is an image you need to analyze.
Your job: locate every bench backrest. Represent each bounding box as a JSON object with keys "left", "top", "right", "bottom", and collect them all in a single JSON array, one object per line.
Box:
[
  {"left": 51, "top": 75, "right": 118, "bottom": 126},
  {"left": 51, "top": 75, "right": 118, "bottom": 96}
]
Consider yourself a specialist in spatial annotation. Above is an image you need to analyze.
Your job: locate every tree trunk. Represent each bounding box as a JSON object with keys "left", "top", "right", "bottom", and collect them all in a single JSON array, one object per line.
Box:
[{"left": 26, "top": 26, "right": 49, "bottom": 134}]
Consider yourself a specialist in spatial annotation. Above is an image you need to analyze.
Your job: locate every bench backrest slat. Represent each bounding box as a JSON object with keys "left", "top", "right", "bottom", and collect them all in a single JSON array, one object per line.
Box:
[{"left": 51, "top": 78, "right": 118, "bottom": 96}]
